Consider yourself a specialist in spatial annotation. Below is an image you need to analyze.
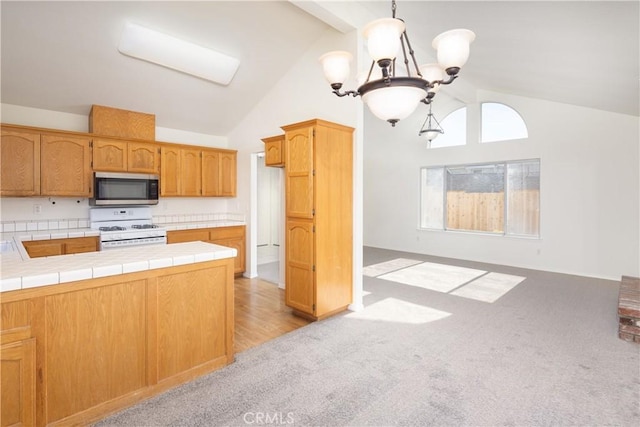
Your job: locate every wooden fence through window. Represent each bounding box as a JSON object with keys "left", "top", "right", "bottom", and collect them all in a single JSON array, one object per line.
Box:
[{"left": 446, "top": 189, "right": 539, "bottom": 235}]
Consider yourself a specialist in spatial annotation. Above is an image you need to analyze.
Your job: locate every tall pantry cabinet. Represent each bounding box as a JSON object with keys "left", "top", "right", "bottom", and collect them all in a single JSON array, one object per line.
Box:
[{"left": 282, "top": 119, "right": 353, "bottom": 320}]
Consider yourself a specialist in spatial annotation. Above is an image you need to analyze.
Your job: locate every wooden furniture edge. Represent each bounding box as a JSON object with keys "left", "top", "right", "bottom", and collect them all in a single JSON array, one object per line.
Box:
[
  {"left": 1, "top": 123, "right": 237, "bottom": 155},
  {"left": 0, "top": 325, "right": 31, "bottom": 345},
  {"left": 280, "top": 118, "right": 354, "bottom": 133},
  {"left": 46, "top": 356, "right": 230, "bottom": 427}
]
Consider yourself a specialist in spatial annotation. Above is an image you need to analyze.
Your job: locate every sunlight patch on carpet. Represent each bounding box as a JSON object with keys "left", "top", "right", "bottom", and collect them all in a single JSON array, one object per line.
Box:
[
  {"left": 346, "top": 297, "right": 451, "bottom": 324},
  {"left": 450, "top": 272, "right": 526, "bottom": 303},
  {"left": 378, "top": 262, "right": 487, "bottom": 292},
  {"left": 363, "top": 258, "right": 424, "bottom": 277}
]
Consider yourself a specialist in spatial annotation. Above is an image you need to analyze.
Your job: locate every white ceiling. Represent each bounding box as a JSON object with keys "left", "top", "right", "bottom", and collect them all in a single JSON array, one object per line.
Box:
[{"left": 1, "top": 1, "right": 638, "bottom": 137}]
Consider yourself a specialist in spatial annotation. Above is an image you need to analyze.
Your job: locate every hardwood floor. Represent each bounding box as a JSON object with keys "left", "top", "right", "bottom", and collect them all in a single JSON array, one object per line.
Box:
[{"left": 234, "top": 277, "right": 311, "bottom": 353}]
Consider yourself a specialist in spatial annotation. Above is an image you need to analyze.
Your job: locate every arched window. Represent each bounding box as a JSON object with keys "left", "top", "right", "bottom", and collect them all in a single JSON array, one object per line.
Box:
[
  {"left": 481, "top": 102, "right": 528, "bottom": 143},
  {"left": 429, "top": 107, "right": 466, "bottom": 148}
]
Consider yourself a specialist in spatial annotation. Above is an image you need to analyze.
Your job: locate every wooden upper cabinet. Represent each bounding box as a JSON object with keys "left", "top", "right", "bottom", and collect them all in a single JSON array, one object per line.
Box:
[
  {"left": 161, "top": 146, "right": 236, "bottom": 198},
  {"left": 181, "top": 148, "right": 202, "bottom": 196},
  {"left": 0, "top": 128, "right": 41, "bottom": 196},
  {"left": 202, "top": 149, "right": 221, "bottom": 196},
  {"left": 92, "top": 138, "right": 127, "bottom": 172},
  {"left": 262, "top": 135, "right": 285, "bottom": 167},
  {"left": 284, "top": 126, "right": 314, "bottom": 218},
  {"left": 219, "top": 151, "right": 237, "bottom": 197},
  {"left": 128, "top": 142, "right": 159, "bottom": 174},
  {"left": 160, "top": 145, "right": 181, "bottom": 196},
  {"left": 40, "top": 133, "right": 92, "bottom": 197},
  {"left": 93, "top": 139, "right": 159, "bottom": 174},
  {"left": 0, "top": 123, "right": 236, "bottom": 199}
]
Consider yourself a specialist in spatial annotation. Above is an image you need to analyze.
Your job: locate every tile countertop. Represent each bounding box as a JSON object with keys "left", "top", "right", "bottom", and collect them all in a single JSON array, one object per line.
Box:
[
  {"left": 0, "top": 219, "right": 245, "bottom": 292},
  {"left": 0, "top": 241, "right": 237, "bottom": 293}
]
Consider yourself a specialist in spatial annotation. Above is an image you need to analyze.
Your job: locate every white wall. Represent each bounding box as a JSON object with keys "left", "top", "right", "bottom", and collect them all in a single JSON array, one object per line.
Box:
[
  {"left": 226, "top": 27, "right": 360, "bottom": 280},
  {"left": 0, "top": 103, "right": 233, "bottom": 222},
  {"left": 363, "top": 90, "right": 640, "bottom": 280}
]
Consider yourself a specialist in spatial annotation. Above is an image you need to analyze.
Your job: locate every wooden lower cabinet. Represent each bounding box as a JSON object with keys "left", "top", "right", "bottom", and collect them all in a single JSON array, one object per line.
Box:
[
  {"left": 285, "top": 219, "right": 315, "bottom": 314},
  {"left": 22, "top": 236, "right": 99, "bottom": 258},
  {"left": 209, "top": 226, "right": 245, "bottom": 275},
  {"left": 167, "top": 226, "right": 246, "bottom": 276},
  {"left": 1, "top": 338, "right": 36, "bottom": 427},
  {"left": 0, "top": 258, "right": 234, "bottom": 426}
]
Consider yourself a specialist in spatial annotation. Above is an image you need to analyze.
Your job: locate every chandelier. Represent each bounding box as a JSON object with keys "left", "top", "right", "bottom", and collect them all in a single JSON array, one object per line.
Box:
[
  {"left": 418, "top": 103, "right": 444, "bottom": 146},
  {"left": 319, "top": 0, "right": 475, "bottom": 126}
]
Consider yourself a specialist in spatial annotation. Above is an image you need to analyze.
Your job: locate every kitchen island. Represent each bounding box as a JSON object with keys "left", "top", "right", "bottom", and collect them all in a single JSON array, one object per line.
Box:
[{"left": 1, "top": 241, "right": 236, "bottom": 426}]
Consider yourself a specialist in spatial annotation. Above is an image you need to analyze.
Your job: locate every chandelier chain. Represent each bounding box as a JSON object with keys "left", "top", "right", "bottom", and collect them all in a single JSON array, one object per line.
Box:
[
  {"left": 392, "top": 0, "right": 397, "bottom": 18},
  {"left": 401, "top": 30, "right": 422, "bottom": 79}
]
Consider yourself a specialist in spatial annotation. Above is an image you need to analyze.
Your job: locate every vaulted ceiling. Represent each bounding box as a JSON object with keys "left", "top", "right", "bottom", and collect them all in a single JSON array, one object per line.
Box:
[{"left": 2, "top": 1, "right": 638, "bottom": 137}]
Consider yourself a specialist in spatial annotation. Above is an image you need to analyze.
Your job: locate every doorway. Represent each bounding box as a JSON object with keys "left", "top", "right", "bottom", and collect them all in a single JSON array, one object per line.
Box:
[{"left": 256, "top": 153, "right": 283, "bottom": 286}]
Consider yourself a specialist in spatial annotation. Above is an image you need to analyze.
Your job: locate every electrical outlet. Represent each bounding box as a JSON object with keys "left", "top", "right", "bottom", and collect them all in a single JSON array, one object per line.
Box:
[{"left": 33, "top": 204, "right": 42, "bottom": 214}]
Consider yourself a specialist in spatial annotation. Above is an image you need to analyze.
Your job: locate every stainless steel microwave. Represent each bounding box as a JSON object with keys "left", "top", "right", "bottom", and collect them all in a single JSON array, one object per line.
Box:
[{"left": 90, "top": 172, "right": 159, "bottom": 206}]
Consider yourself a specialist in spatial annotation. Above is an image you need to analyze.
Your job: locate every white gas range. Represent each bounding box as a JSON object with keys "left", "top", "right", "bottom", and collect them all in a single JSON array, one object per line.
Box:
[{"left": 90, "top": 206, "right": 167, "bottom": 250}]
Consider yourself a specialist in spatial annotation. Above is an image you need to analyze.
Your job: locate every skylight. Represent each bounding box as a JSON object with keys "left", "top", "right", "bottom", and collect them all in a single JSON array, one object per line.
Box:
[{"left": 118, "top": 22, "right": 240, "bottom": 85}]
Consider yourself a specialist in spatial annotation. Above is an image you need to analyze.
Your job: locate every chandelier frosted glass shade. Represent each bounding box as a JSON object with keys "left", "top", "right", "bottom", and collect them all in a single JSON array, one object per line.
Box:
[
  {"left": 319, "top": 51, "right": 352, "bottom": 86},
  {"left": 362, "top": 18, "right": 405, "bottom": 62},
  {"left": 362, "top": 86, "right": 427, "bottom": 124},
  {"left": 432, "top": 29, "right": 476, "bottom": 71},
  {"left": 419, "top": 63, "right": 444, "bottom": 94},
  {"left": 422, "top": 129, "right": 442, "bottom": 142}
]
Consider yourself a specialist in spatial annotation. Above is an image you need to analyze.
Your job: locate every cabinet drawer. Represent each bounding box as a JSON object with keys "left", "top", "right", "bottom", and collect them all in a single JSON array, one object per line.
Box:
[
  {"left": 65, "top": 237, "right": 99, "bottom": 254},
  {"left": 166, "top": 229, "right": 210, "bottom": 244},
  {"left": 209, "top": 226, "right": 244, "bottom": 240},
  {"left": 22, "top": 241, "right": 63, "bottom": 258},
  {"left": 22, "top": 237, "right": 99, "bottom": 258}
]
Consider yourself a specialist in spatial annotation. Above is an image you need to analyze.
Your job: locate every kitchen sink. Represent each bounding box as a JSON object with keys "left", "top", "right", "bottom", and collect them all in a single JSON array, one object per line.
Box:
[{"left": 0, "top": 240, "right": 16, "bottom": 253}]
